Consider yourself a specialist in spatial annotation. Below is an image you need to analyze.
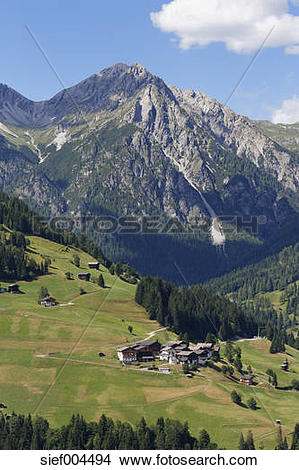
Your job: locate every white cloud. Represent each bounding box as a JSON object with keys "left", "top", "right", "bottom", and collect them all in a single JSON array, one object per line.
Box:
[
  {"left": 272, "top": 95, "right": 299, "bottom": 123},
  {"left": 150, "top": 0, "right": 299, "bottom": 54}
]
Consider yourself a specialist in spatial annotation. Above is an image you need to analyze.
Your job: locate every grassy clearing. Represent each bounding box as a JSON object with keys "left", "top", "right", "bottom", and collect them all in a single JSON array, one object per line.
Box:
[{"left": 0, "top": 235, "right": 298, "bottom": 449}]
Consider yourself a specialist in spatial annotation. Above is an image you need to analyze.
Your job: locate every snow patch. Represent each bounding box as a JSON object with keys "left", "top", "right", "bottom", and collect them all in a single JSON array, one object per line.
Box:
[
  {"left": 52, "top": 131, "right": 68, "bottom": 150},
  {"left": 0, "top": 122, "right": 18, "bottom": 138}
]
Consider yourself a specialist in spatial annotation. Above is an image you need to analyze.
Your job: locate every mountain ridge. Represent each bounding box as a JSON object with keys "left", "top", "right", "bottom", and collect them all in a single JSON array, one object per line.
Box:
[{"left": 0, "top": 62, "right": 298, "bottom": 282}]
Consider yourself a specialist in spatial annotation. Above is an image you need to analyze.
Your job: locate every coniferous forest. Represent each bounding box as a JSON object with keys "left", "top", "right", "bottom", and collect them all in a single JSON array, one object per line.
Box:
[
  {"left": 0, "top": 413, "right": 214, "bottom": 450},
  {"left": 204, "top": 243, "right": 299, "bottom": 303},
  {"left": 0, "top": 413, "right": 298, "bottom": 450},
  {"left": 0, "top": 230, "right": 45, "bottom": 280},
  {"left": 135, "top": 276, "right": 257, "bottom": 341},
  {"left": 0, "top": 190, "right": 110, "bottom": 279}
]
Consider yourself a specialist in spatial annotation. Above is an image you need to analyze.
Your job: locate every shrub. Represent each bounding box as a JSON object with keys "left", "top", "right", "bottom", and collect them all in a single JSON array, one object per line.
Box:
[
  {"left": 247, "top": 397, "right": 257, "bottom": 409},
  {"left": 231, "top": 390, "right": 242, "bottom": 405}
]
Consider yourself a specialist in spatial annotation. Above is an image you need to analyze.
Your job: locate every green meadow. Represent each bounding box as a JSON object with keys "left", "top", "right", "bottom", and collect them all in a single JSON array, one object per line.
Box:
[{"left": 0, "top": 235, "right": 298, "bottom": 449}]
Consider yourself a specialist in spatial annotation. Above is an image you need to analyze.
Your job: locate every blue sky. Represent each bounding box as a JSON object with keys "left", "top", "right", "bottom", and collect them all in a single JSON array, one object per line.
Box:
[{"left": 1, "top": 0, "right": 298, "bottom": 122}]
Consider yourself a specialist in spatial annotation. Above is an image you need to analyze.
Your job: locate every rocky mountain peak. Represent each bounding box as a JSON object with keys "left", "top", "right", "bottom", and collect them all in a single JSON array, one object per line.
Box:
[
  {"left": 95, "top": 62, "right": 129, "bottom": 78},
  {"left": 128, "top": 62, "right": 150, "bottom": 77}
]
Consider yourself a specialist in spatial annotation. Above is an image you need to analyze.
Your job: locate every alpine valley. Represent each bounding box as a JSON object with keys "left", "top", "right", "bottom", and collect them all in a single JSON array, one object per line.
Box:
[{"left": 0, "top": 63, "right": 298, "bottom": 283}]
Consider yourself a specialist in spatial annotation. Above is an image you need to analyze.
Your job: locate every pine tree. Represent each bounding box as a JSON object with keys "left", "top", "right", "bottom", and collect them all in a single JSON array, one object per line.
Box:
[
  {"left": 238, "top": 433, "right": 247, "bottom": 450},
  {"left": 283, "top": 437, "right": 288, "bottom": 450},
  {"left": 136, "top": 417, "right": 152, "bottom": 450},
  {"left": 275, "top": 426, "right": 284, "bottom": 450},
  {"left": 231, "top": 390, "right": 242, "bottom": 406},
  {"left": 234, "top": 356, "right": 243, "bottom": 373},
  {"left": 247, "top": 397, "right": 257, "bottom": 410},
  {"left": 109, "top": 264, "right": 115, "bottom": 275},
  {"left": 98, "top": 274, "right": 105, "bottom": 288},
  {"left": 291, "top": 423, "right": 299, "bottom": 450},
  {"left": 73, "top": 255, "right": 80, "bottom": 267},
  {"left": 246, "top": 431, "right": 255, "bottom": 450},
  {"left": 198, "top": 429, "right": 210, "bottom": 449},
  {"left": 38, "top": 286, "right": 49, "bottom": 304}
]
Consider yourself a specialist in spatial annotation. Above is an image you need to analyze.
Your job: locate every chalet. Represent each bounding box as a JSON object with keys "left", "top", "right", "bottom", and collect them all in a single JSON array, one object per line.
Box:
[
  {"left": 88, "top": 262, "right": 100, "bottom": 270},
  {"left": 195, "top": 349, "right": 210, "bottom": 365},
  {"left": 191, "top": 343, "right": 215, "bottom": 358},
  {"left": 176, "top": 350, "right": 200, "bottom": 365},
  {"left": 159, "top": 346, "right": 174, "bottom": 361},
  {"left": 117, "top": 346, "right": 138, "bottom": 363},
  {"left": 40, "top": 296, "right": 58, "bottom": 307},
  {"left": 8, "top": 284, "right": 20, "bottom": 294},
  {"left": 133, "top": 341, "right": 161, "bottom": 362},
  {"left": 280, "top": 360, "right": 289, "bottom": 371},
  {"left": 78, "top": 273, "right": 91, "bottom": 281},
  {"left": 239, "top": 374, "right": 254, "bottom": 385},
  {"left": 117, "top": 341, "right": 161, "bottom": 363},
  {"left": 159, "top": 341, "right": 189, "bottom": 361}
]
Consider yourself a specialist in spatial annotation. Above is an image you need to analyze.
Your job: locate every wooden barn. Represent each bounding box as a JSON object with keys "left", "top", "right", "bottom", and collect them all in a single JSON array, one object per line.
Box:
[
  {"left": 40, "top": 296, "right": 58, "bottom": 307},
  {"left": 8, "top": 284, "right": 20, "bottom": 294},
  {"left": 117, "top": 341, "right": 161, "bottom": 363},
  {"left": 78, "top": 273, "right": 91, "bottom": 281},
  {"left": 239, "top": 374, "right": 254, "bottom": 385},
  {"left": 88, "top": 262, "right": 100, "bottom": 270}
]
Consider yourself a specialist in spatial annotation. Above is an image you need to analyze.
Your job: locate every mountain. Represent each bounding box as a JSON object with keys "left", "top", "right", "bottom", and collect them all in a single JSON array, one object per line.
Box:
[{"left": 0, "top": 63, "right": 298, "bottom": 282}]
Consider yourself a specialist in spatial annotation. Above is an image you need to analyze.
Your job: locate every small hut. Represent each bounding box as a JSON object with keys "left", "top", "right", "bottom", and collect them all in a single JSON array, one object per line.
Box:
[
  {"left": 78, "top": 273, "right": 91, "bottom": 281},
  {"left": 88, "top": 262, "right": 100, "bottom": 270},
  {"left": 239, "top": 374, "right": 254, "bottom": 385},
  {"left": 40, "top": 296, "right": 58, "bottom": 307},
  {"left": 280, "top": 359, "right": 289, "bottom": 371},
  {"left": 8, "top": 284, "right": 20, "bottom": 294}
]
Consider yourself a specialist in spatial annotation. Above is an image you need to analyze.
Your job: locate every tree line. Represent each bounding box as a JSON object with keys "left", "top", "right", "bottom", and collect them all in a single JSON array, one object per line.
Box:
[
  {"left": 0, "top": 229, "right": 47, "bottom": 281},
  {"left": 135, "top": 276, "right": 257, "bottom": 341},
  {"left": 0, "top": 190, "right": 109, "bottom": 268},
  {"left": 0, "top": 413, "right": 298, "bottom": 450},
  {"left": 0, "top": 413, "right": 216, "bottom": 450},
  {"left": 204, "top": 243, "right": 298, "bottom": 305}
]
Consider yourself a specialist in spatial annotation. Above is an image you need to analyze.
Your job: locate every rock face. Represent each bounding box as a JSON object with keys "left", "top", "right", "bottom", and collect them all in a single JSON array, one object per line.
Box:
[{"left": 0, "top": 63, "right": 298, "bottom": 250}]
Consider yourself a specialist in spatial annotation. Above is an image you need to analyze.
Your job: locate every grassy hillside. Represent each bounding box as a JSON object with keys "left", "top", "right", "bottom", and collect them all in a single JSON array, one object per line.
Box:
[{"left": 0, "top": 234, "right": 298, "bottom": 449}]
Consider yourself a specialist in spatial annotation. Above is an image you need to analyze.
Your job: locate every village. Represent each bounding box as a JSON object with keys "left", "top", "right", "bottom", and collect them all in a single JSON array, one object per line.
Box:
[
  {"left": 116, "top": 340, "right": 290, "bottom": 386},
  {"left": 117, "top": 340, "right": 223, "bottom": 377}
]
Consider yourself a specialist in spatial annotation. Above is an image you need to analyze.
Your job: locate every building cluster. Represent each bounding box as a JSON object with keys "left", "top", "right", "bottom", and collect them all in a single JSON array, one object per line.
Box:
[
  {"left": 159, "top": 341, "right": 219, "bottom": 366},
  {"left": 117, "top": 340, "right": 219, "bottom": 366}
]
